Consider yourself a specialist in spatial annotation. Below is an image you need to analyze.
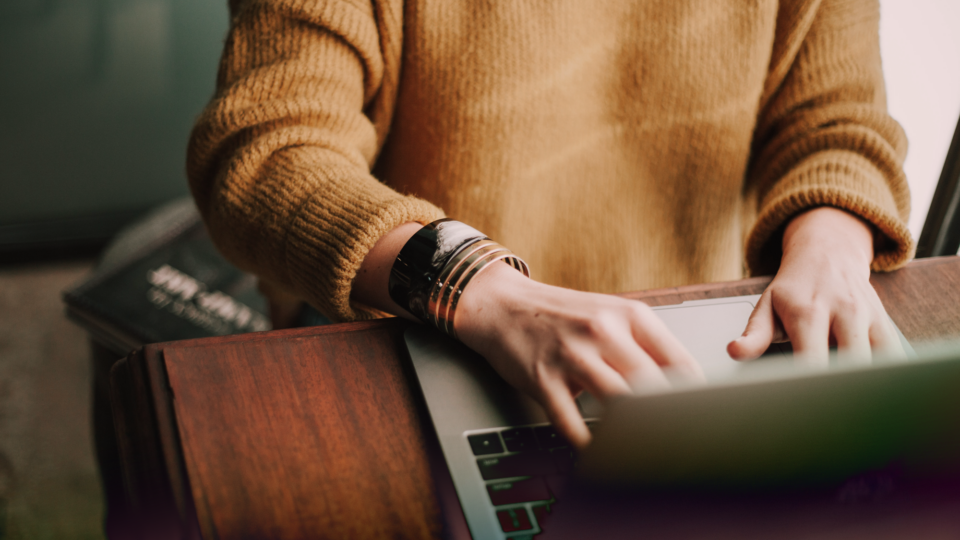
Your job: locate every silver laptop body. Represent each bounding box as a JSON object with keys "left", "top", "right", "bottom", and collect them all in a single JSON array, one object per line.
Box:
[{"left": 405, "top": 295, "right": 944, "bottom": 540}]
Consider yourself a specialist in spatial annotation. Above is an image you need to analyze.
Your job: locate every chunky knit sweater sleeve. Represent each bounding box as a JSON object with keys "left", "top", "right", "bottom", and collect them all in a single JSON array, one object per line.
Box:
[
  {"left": 187, "top": 0, "right": 913, "bottom": 323},
  {"left": 744, "top": 0, "right": 913, "bottom": 275},
  {"left": 186, "top": 0, "right": 444, "bottom": 321}
]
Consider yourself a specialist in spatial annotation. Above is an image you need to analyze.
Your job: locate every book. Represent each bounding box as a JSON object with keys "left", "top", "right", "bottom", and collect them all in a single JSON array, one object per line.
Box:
[{"left": 63, "top": 199, "right": 271, "bottom": 355}]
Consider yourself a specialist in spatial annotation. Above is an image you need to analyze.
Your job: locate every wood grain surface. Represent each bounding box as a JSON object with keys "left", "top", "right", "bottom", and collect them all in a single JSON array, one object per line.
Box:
[
  {"left": 163, "top": 320, "right": 439, "bottom": 540},
  {"left": 870, "top": 257, "right": 960, "bottom": 342},
  {"left": 119, "top": 256, "right": 960, "bottom": 539}
]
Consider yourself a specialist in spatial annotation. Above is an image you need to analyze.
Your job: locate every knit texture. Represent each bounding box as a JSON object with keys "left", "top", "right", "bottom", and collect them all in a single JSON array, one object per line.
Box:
[{"left": 187, "top": 0, "right": 913, "bottom": 322}]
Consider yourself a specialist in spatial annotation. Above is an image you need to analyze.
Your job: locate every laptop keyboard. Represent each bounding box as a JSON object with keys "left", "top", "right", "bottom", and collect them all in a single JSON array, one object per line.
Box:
[{"left": 467, "top": 422, "right": 595, "bottom": 539}]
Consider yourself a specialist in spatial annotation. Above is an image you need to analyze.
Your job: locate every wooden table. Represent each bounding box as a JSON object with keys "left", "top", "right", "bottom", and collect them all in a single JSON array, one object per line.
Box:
[{"left": 110, "top": 256, "right": 960, "bottom": 539}]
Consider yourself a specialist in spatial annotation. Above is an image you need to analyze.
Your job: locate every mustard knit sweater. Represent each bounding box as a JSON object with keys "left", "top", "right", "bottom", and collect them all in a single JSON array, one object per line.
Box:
[{"left": 187, "top": 0, "right": 913, "bottom": 322}]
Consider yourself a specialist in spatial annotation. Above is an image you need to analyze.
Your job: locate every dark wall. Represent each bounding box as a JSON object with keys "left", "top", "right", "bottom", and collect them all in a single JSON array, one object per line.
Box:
[{"left": 0, "top": 0, "right": 229, "bottom": 257}]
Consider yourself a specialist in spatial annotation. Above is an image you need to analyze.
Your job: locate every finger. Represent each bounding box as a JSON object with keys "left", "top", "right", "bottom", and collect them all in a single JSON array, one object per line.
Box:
[
  {"left": 592, "top": 329, "right": 677, "bottom": 391},
  {"left": 782, "top": 305, "right": 831, "bottom": 367},
  {"left": 604, "top": 342, "right": 676, "bottom": 394},
  {"left": 869, "top": 315, "right": 906, "bottom": 359},
  {"left": 860, "top": 287, "right": 907, "bottom": 359},
  {"left": 628, "top": 307, "right": 705, "bottom": 382},
  {"left": 566, "top": 354, "right": 634, "bottom": 400},
  {"left": 831, "top": 310, "right": 872, "bottom": 365},
  {"left": 537, "top": 376, "right": 591, "bottom": 449},
  {"left": 728, "top": 291, "right": 785, "bottom": 361}
]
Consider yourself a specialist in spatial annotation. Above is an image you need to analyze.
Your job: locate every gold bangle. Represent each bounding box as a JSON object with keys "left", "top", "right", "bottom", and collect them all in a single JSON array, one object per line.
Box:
[
  {"left": 438, "top": 245, "right": 511, "bottom": 334},
  {"left": 445, "top": 252, "right": 528, "bottom": 338},
  {"left": 426, "top": 239, "right": 529, "bottom": 338},
  {"left": 427, "top": 240, "right": 500, "bottom": 328}
]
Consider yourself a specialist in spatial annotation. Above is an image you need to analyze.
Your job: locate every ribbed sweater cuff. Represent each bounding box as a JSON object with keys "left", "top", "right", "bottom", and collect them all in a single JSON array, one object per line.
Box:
[
  {"left": 746, "top": 151, "right": 914, "bottom": 276},
  {"left": 282, "top": 164, "right": 445, "bottom": 322}
]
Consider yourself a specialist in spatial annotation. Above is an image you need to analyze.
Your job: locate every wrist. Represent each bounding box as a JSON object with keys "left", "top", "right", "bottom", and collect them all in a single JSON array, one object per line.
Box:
[
  {"left": 351, "top": 221, "right": 426, "bottom": 319},
  {"left": 382, "top": 218, "right": 530, "bottom": 336},
  {"left": 782, "top": 207, "right": 874, "bottom": 267},
  {"left": 455, "top": 260, "right": 534, "bottom": 338}
]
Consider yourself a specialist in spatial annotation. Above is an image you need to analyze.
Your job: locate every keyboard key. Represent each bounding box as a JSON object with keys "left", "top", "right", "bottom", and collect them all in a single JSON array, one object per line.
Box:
[
  {"left": 531, "top": 503, "right": 552, "bottom": 530},
  {"left": 487, "top": 477, "right": 551, "bottom": 505},
  {"left": 477, "top": 450, "right": 556, "bottom": 480},
  {"left": 468, "top": 432, "right": 504, "bottom": 455},
  {"left": 550, "top": 447, "right": 576, "bottom": 474},
  {"left": 496, "top": 507, "right": 533, "bottom": 533},
  {"left": 501, "top": 427, "right": 538, "bottom": 452},
  {"left": 534, "top": 425, "right": 568, "bottom": 449}
]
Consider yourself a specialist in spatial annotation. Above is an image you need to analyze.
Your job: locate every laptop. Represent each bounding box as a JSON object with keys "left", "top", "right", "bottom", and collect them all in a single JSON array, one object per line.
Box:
[{"left": 404, "top": 294, "right": 958, "bottom": 539}]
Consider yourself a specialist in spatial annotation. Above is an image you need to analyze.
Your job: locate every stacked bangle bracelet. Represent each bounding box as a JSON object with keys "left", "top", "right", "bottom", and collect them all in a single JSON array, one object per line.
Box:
[{"left": 388, "top": 219, "right": 529, "bottom": 338}]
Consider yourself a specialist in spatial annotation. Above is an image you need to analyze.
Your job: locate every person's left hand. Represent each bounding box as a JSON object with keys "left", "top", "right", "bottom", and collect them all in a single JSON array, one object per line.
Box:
[{"left": 727, "top": 206, "right": 904, "bottom": 365}]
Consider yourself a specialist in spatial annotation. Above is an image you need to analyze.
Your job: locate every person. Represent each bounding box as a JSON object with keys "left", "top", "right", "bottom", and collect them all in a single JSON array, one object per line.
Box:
[{"left": 187, "top": 0, "right": 913, "bottom": 448}]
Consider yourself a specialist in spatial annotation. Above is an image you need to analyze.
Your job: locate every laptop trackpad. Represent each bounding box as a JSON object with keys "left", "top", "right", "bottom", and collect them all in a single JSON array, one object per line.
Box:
[
  {"left": 577, "top": 296, "right": 772, "bottom": 417},
  {"left": 652, "top": 297, "right": 785, "bottom": 382}
]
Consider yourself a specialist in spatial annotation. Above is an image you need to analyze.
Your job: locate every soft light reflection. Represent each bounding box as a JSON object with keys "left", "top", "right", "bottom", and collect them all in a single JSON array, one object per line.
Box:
[{"left": 879, "top": 0, "right": 960, "bottom": 241}]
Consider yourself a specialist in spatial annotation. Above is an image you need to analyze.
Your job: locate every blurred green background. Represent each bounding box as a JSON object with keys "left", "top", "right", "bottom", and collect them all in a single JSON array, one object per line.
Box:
[{"left": 0, "top": 0, "right": 228, "bottom": 257}]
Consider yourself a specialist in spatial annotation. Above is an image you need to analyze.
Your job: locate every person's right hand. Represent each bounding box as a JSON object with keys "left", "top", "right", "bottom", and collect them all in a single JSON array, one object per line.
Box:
[{"left": 455, "top": 261, "right": 705, "bottom": 449}]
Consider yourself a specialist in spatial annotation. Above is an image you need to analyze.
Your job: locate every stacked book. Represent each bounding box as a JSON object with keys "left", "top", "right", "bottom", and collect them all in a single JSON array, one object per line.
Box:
[{"left": 63, "top": 199, "right": 271, "bottom": 355}]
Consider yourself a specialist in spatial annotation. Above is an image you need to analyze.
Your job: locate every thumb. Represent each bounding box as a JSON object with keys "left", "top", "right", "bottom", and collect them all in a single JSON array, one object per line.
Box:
[{"left": 727, "top": 292, "right": 781, "bottom": 361}]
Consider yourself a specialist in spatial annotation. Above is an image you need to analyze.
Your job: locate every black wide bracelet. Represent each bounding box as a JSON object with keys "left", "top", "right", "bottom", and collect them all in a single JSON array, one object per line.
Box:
[{"left": 388, "top": 219, "right": 487, "bottom": 322}]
